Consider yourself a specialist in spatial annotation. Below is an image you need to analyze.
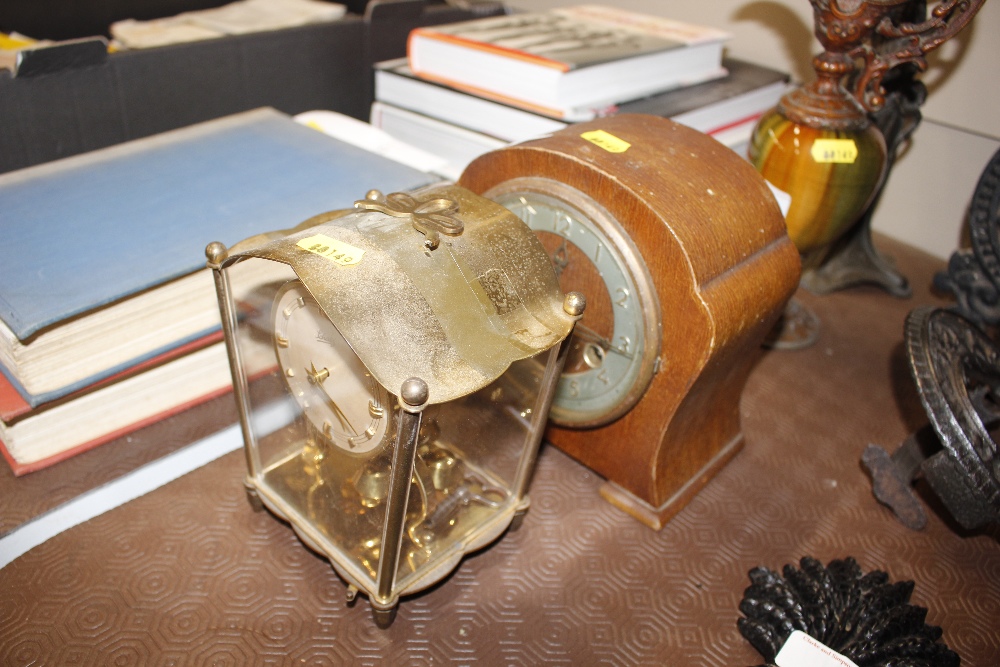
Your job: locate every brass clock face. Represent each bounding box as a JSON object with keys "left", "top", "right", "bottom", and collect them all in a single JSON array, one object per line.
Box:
[
  {"left": 488, "top": 178, "right": 660, "bottom": 427},
  {"left": 273, "top": 280, "right": 391, "bottom": 454}
]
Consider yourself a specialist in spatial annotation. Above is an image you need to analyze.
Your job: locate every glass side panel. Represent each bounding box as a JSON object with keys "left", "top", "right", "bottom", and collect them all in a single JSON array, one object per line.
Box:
[
  {"left": 392, "top": 354, "right": 545, "bottom": 593},
  {"left": 258, "top": 428, "right": 398, "bottom": 589},
  {"left": 229, "top": 258, "right": 396, "bottom": 592},
  {"left": 225, "top": 257, "right": 549, "bottom": 599}
]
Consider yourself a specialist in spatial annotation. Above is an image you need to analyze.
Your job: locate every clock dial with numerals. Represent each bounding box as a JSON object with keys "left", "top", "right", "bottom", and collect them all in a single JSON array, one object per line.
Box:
[
  {"left": 490, "top": 181, "right": 660, "bottom": 427},
  {"left": 273, "top": 280, "right": 390, "bottom": 454}
]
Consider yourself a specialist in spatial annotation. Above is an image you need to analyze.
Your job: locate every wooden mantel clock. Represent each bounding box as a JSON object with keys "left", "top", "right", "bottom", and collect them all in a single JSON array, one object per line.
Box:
[{"left": 459, "top": 114, "right": 801, "bottom": 529}]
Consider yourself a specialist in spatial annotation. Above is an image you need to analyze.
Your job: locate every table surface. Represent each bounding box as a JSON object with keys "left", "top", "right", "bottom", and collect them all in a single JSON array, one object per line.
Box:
[{"left": 2, "top": 236, "right": 998, "bottom": 666}]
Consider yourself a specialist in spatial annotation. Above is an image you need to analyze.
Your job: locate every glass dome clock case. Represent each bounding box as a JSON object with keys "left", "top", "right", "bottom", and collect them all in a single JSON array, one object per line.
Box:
[{"left": 206, "top": 184, "right": 581, "bottom": 625}]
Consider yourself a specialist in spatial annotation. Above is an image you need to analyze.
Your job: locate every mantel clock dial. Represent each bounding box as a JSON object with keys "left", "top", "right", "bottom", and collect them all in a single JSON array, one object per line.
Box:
[
  {"left": 459, "top": 114, "right": 801, "bottom": 529},
  {"left": 489, "top": 181, "right": 659, "bottom": 428},
  {"left": 272, "top": 280, "right": 390, "bottom": 454}
]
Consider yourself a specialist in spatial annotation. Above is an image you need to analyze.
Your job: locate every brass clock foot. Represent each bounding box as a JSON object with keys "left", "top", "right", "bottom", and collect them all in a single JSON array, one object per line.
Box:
[
  {"left": 371, "top": 605, "right": 398, "bottom": 628},
  {"left": 509, "top": 497, "right": 531, "bottom": 531},
  {"left": 244, "top": 483, "right": 264, "bottom": 513}
]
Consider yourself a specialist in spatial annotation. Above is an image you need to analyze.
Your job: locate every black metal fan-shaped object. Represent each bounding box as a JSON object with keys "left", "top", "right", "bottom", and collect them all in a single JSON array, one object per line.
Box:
[{"left": 738, "top": 557, "right": 959, "bottom": 667}]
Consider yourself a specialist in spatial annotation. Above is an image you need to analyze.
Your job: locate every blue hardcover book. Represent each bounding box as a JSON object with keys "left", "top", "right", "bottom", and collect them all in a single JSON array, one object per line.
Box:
[{"left": 0, "top": 107, "right": 436, "bottom": 405}]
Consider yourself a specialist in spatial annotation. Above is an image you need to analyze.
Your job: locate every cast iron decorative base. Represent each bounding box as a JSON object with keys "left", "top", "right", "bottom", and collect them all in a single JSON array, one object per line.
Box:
[
  {"left": 763, "top": 297, "right": 821, "bottom": 351},
  {"left": 738, "top": 556, "right": 958, "bottom": 667},
  {"left": 863, "top": 307, "right": 1000, "bottom": 530}
]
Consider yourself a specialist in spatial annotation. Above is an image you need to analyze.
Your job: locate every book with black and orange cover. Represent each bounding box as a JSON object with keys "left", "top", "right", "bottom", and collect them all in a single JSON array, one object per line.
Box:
[{"left": 407, "top": 5, "right": 730, "bottom": 120}]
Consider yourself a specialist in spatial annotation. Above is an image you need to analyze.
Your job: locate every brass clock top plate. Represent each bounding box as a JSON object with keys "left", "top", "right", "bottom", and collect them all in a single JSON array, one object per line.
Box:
[{"left": 234, "top": 183, "right": 576, "bottom": 407}]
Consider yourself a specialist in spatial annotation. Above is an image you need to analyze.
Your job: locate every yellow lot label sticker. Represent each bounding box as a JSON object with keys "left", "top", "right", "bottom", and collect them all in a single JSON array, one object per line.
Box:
[
  {"left": 297, "top": 234, "right": 365, "bottom": 266},
  {"left": 581, "top": 130, "right": 631, "bottom": 153},
  {"left": 811, "top": 138, "right": 858, "bottom": 164}
]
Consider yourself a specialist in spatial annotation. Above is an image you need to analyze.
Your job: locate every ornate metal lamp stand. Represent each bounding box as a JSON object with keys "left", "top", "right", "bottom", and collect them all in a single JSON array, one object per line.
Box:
[{"left": 750, "top": 0, "right": 985, "bottom": 301}]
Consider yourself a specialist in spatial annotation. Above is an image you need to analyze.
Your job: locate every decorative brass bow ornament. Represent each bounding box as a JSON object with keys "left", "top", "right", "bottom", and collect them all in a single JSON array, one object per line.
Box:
[{"left": 355, "top": 189, "right": 464, "bottom": 250}]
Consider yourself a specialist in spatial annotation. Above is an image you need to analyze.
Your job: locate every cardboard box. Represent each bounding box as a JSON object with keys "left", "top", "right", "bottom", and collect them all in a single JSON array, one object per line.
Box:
[{"left": 0, "top": 0, "right": 505, "bottom": 174}]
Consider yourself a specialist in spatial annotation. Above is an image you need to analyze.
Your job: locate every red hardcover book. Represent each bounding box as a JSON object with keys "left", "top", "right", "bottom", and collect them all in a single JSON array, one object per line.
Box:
[{"left": 0, "top": 333, "right": 232, "bottom": 475}]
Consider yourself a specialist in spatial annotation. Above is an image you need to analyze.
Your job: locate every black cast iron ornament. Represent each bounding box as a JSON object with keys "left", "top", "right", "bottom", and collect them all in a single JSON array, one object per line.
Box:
[
  {"left": 933, "top": 147, "right": 1000, "bottom": 331},
  {"left": 861, "top": 149, "right": 1000, "bottom": 531},
  {"left": 738, "top": 556, "right": 958, "bottom": 667},
  {"left": 863, "top": 307, "right": 1000, "bottom": 530}
]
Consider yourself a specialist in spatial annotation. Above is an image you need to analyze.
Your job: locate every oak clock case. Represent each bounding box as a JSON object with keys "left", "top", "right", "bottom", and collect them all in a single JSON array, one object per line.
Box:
[
  {"left": 459, "top": 114, "right": 802, "bottom": 530},
  {"left": 206, "top": 184, "right": 579, "bottom": 623}
]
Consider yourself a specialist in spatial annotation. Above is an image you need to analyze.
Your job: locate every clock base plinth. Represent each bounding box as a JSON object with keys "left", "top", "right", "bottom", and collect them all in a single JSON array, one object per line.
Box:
[{"left": 597, "top": 434, "right": 744, "bottom": 530}]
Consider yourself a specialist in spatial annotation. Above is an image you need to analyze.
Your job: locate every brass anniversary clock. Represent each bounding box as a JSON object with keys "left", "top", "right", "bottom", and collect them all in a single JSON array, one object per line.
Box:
[
  {"left": 459, "top": 114, "right": 801, "bottom": 529},
  {"left": 208, "top": 184, "right": 580, "bottom": 624}
]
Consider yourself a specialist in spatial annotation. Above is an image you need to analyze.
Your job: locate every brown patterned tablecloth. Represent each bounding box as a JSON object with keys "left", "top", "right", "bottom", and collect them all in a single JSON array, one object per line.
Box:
[{"left": 2, "top": 237, "right": 998, "bottom": 666}]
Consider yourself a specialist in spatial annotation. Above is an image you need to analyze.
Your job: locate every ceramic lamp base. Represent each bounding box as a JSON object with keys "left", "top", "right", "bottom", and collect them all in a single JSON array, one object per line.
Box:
[{"left": 749, "top": 107, "right": 887, "bottom": 255}]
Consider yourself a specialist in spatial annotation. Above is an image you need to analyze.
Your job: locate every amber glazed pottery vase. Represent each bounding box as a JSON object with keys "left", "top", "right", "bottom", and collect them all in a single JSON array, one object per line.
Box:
[{"left": 749, "top": 105, "right": 886, "bottom": 254}]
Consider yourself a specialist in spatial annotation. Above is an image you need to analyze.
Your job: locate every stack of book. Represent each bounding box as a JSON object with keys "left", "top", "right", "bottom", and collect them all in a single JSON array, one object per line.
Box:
[
  {"left": 0, "top": 107, "right": 434, "bottom": 475},
  {"left": 371, "top": 5, "right": 791, "bottom": 179}
]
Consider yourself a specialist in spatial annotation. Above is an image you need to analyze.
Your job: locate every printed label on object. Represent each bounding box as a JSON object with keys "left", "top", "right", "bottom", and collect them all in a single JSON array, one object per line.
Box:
[
  {"left": 581, "top": 130, "right": 631, "bottom": 153},
  {"left": 811, "top": 139, "right": 858, "bottom": 164},
  {"left": 775, "top": 630, "right": 859, "bottom": 667},
  {"left": 297, "top": 234, "right": 364, "bottom": 266}
]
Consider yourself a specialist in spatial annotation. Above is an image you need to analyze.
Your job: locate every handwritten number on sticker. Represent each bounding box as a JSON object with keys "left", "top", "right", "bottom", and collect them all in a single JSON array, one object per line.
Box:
[
  {"left": 811, "top": 139, "right": 858, "bottom": 164},
  {"left": 297, "top": 234, "right": 364, "bottom": 266}
]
